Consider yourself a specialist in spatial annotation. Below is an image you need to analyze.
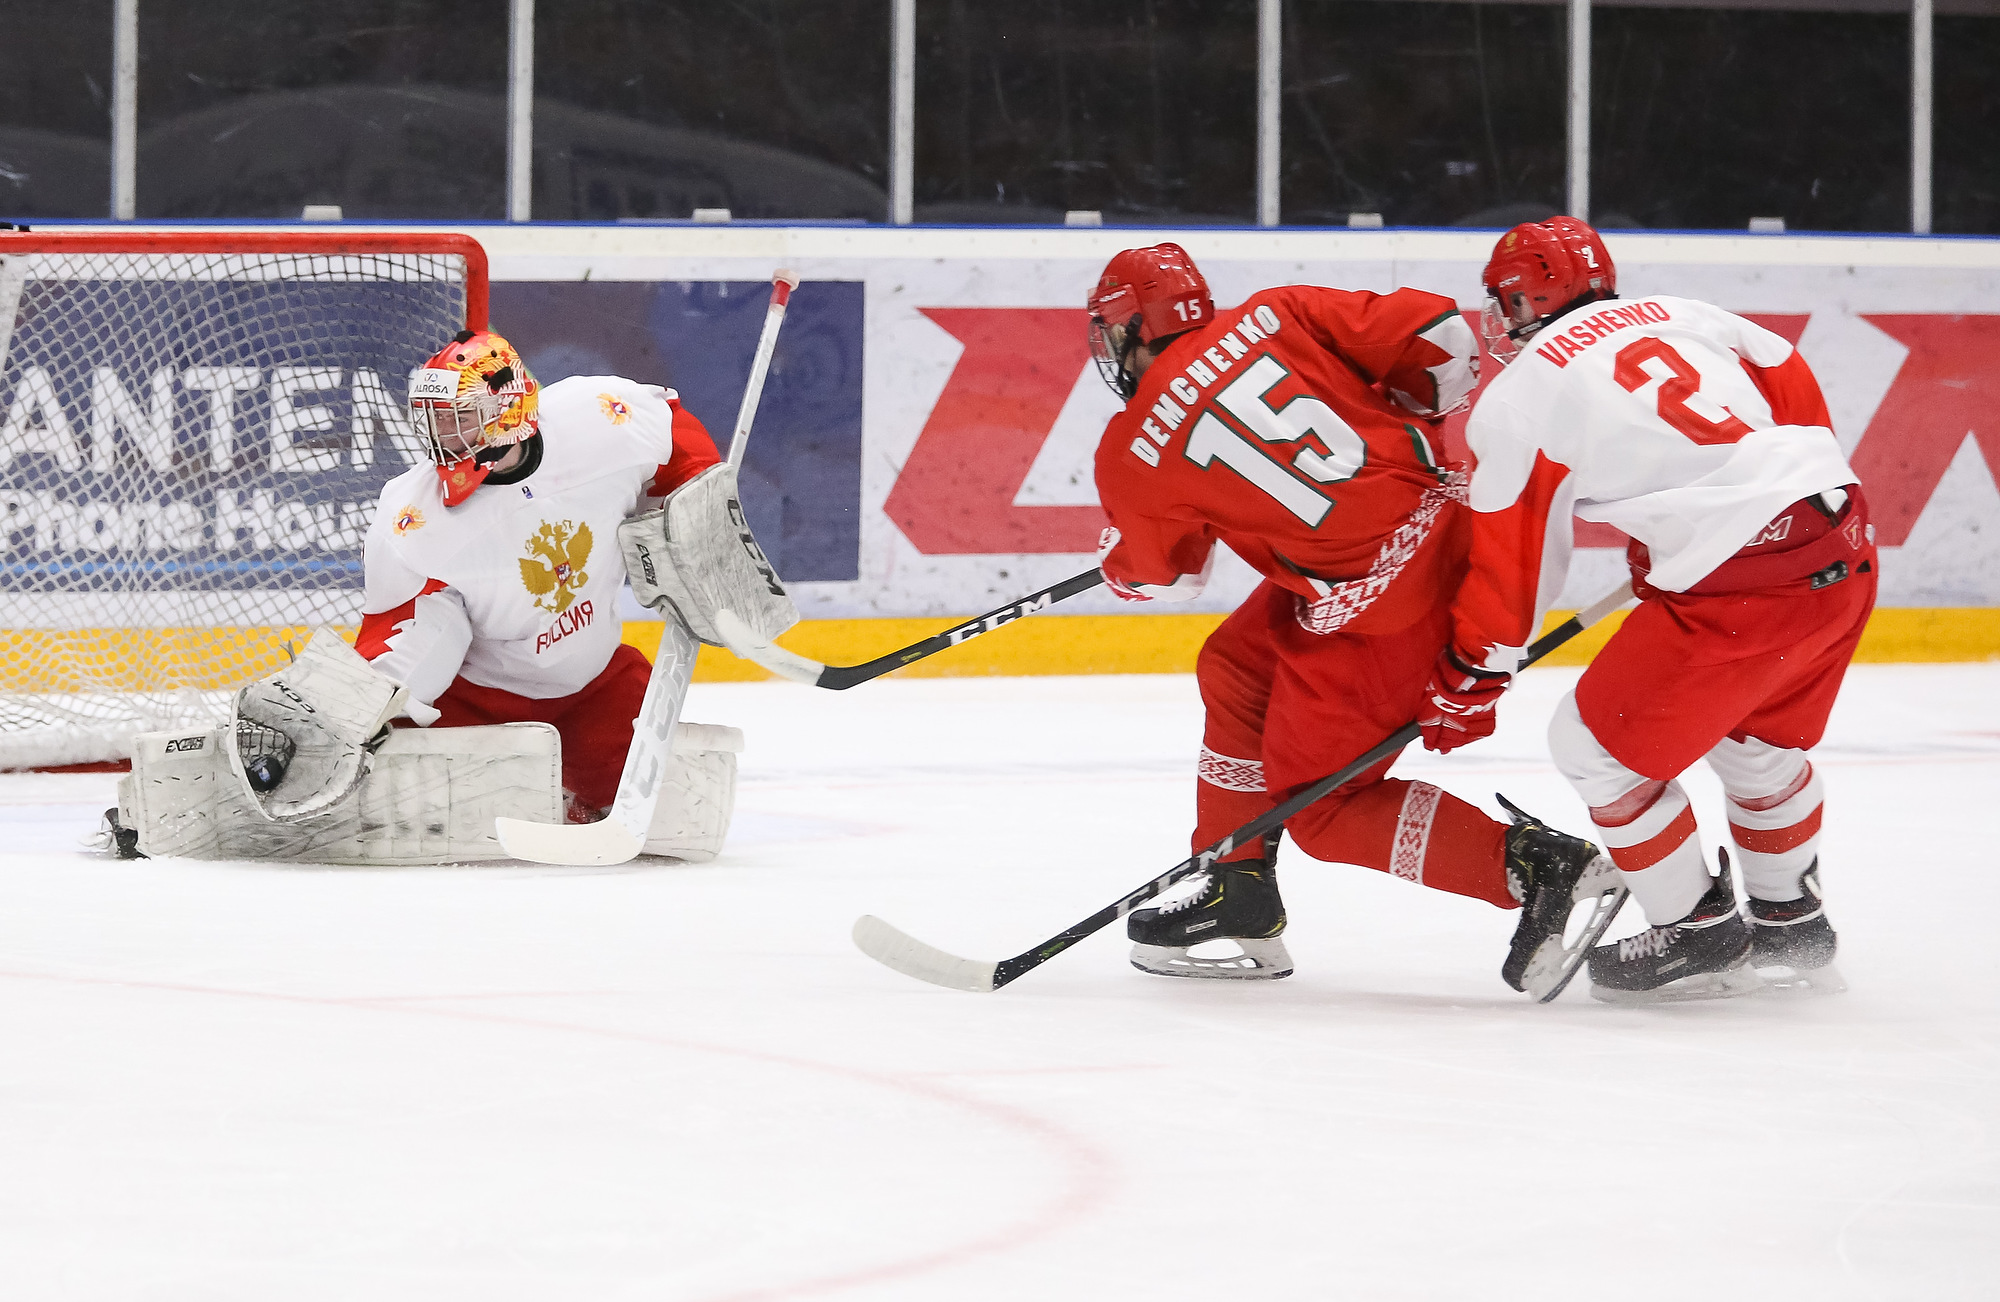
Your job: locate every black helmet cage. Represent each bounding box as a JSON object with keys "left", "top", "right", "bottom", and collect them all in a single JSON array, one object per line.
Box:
[{"left": 1089, "top": 312, "right": 1144, "bottom": 400}]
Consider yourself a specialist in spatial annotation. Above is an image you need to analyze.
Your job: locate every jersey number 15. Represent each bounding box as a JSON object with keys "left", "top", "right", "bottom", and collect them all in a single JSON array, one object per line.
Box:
[{"left": 1183, "top": 356, "right": 1367, "bottom": 527}]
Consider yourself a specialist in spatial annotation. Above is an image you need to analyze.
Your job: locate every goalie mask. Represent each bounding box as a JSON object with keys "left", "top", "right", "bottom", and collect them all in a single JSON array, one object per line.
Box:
[
  {"left": 1087, "top": 243, "right": 1213, "bottom": 400},
  {"left": 1480, "top": 217, "right": 1617, "bottom": 366},
  {"left": 409, "top": 330, "right": 541, "bottom": 506}
]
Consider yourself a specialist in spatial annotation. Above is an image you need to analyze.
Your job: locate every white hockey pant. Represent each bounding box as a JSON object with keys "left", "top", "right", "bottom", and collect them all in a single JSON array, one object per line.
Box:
[
  {"left": 121, "top": 721, "right": 739, "bottom": 866},
  {"left": 1548, "top": 691, "right": 1824, "bottom": 926}
]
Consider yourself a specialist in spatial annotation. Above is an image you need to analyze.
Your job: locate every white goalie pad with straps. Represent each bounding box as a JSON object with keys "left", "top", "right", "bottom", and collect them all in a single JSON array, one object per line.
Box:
[
  {"left": 117, "top": 721, "right": 743, "bottom": 866},
  {"left": 127, "top": 722, "right": 562, "bottom": 864},
  {"left": 642, "top": 722, "right": 742, "bottom": 864},
  {"left": 229, "top": 627, "right": 409, "bottom": 822},
  {"left": 620, "top": 462, "right": 798, "bottom": 647}
]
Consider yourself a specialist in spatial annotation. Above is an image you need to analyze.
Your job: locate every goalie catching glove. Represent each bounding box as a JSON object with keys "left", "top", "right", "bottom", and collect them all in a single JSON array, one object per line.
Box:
[
  {"left": 619, "top": 462, "right": 798, "bottom": 646},
  {"left": 1418, "top": 648, "right": 1510, "bottom": 754},
  {"left": 228, "top": 628, "right": 410, "bottom": 822}
]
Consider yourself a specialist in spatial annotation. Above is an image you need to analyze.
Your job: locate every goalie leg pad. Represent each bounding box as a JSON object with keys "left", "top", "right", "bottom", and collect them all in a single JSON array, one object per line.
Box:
[
  {"left": 620, "top": 463, "right": 798, "bottom": 646},
  {"left": 230, "top": 627, "right": 410, "bottom": 822},
  {"left": 643, "top": 721, "right": 744, "bottom": 863},
  {"left": 123, "top": 723, "right": 563, "bottom": 865}
]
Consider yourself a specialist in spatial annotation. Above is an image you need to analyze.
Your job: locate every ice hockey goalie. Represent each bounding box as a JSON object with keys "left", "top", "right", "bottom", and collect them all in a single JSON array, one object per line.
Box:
[{"left": 111, "top": 329, "right": 772, "bottom": 865}]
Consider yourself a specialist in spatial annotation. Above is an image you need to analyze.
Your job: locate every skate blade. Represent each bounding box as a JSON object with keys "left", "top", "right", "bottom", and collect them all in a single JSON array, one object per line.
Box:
[
  {"left": 1523, "top": 883, "right": 1630, "bottom": 1004},
  {"left": 1589, "top": 961, "right": 1765, "bottom": 1006},
  {"left": 1752, "top": 960, "right": 1847, "bottom": 998},
  {"left": 1570, "top": 852, "right": 1624, "bottom": 904},
  {"left": 1130, "top": 937, "right": 1294, "bottom": 981}
]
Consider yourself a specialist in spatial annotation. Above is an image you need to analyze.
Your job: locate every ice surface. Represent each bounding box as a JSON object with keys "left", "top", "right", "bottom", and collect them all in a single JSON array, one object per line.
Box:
[{"left": 2, "top": 665, "right": 1996, "bottom": 1300}]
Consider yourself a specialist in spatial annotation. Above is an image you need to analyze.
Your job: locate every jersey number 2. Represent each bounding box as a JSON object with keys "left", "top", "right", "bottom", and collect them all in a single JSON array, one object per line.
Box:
[{"left": 1612, "top": 337, "right": 1755, "bottom": 445}]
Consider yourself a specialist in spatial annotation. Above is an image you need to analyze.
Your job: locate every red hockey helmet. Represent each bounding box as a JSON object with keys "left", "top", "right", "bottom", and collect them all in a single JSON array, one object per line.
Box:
[
  {"left": 1087, "top": 243, "right": 1213, "bottom": 398},
  {"left": 408, "top": 329, "right": 540, "bottom": 505},
  {"left": 1480, "top": 217, "right": 1616, "bottom": 364}
]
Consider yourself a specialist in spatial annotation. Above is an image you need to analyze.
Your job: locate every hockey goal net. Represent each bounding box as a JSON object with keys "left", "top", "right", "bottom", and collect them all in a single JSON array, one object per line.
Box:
[{"left": 0, "top": 230, "right": 487, "bottom": 769}]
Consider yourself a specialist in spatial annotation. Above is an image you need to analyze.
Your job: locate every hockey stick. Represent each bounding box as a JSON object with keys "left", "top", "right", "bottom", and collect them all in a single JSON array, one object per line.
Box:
[
  {"left": 497, "top": 269, "right": 800, "bottom": 865},
  {"left": 854, "top": 579, "right": 1637, "bottom": 995},
  {"left": 715, "top": 568, "right": 1106, "bottom": 689}
]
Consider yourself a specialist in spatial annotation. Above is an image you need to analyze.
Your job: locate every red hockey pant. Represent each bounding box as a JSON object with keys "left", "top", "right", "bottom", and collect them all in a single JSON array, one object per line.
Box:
[
  {"left": 1575, "top": 566, "right": 1876, "bottom": 780},
  {"left": 428, "top": 641, "right": 653, "bottom": 814},
  {"left": 1197, "top": 581, "right": 1515, "bottom": 908},
  {"left": 1562, "top": 557, "right": 1876, "bottom": 922}
]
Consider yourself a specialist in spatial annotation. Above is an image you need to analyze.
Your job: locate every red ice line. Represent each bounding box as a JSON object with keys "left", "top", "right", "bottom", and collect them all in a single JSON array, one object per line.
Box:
[{"left": 0, "top": 967, "right": 1120, "bottom": 1301}]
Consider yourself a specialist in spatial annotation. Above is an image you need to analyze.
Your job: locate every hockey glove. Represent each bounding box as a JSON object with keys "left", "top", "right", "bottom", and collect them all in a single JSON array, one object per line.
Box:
[
  {"left": 1419, "top": 648, "right": 1510, "bottom": 754},
  {"left": 227, "top": 628, "right": 408, "bottom": 821}
]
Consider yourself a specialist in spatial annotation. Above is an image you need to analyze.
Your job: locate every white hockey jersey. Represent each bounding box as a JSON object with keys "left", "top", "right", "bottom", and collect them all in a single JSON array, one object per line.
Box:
[
  {"left": 358, "top": 375, "right": 719, "bottom": 712},
  {"left": 1451, "top": 295, "right": 1858, "bottom": 673}
]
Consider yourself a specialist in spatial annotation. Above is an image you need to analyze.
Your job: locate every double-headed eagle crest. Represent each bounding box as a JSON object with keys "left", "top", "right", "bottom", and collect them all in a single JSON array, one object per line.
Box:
[{"left": 519, "top": 519, "right": 593, "bottom": 614}]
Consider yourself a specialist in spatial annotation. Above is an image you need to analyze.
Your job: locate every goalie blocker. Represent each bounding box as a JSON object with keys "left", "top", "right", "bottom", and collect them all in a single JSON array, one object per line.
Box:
[{"left": 620, "top": 462, "right": 798, "bottom": 647}]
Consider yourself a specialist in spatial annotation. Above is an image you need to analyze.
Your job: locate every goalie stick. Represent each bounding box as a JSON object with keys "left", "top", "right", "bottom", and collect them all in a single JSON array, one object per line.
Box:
[
  {"left": 715, "top": 568, "right": 1105, "bottom": 689},
  {"left": 496, "top": 269, "right": 799, "bottom": 866},
  {"left": 854, "top": 580, "right": 1637, "bottom": 1000}
]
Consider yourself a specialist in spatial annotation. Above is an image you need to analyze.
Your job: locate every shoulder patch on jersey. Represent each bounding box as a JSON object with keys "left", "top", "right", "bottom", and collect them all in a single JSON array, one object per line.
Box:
[
  {"left": 598, "top": 393, "right": 633, "bottom": 425},
  {"left": 392, "top": 505, "right": 426, "bottom": 535},
  {"left": 519, "top": 519, "right": 594, "bottom": 615}
]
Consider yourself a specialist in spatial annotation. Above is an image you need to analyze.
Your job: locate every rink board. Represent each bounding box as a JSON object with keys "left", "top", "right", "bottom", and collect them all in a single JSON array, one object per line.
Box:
[
  {"left": 10, "top": 223, "right": 2000, "bottom": 682},
  {"left": 644, "top": 605, "right": 2000, "bottom": 683},
  {"left": 459, "top": 224, "right": 2000, "bottom": 625}
]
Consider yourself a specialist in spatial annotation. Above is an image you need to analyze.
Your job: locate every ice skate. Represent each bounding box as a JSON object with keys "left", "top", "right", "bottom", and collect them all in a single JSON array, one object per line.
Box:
[
  {"left": 1588, "top": 849, "right": 1761, "bottom": 1004},
  {"left": 1128, "top": 853, "right": 1293, "bottom": 980},
  {"left": 1748, "top": 861, "right": 1846, "bottom": 997},
  {"left": 1496, "top": 795, "right": 1627, "bottom": 1001}
]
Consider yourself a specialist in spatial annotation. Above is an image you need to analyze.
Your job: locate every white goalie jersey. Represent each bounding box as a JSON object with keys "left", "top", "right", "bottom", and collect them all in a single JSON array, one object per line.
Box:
[{"left": 357, "top": 375, "right": 721, "bottom": 714}]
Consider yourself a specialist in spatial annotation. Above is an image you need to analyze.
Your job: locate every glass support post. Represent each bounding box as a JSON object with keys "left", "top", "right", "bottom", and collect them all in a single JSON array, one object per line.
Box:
[
  {"left": 1568, "top": 0, "right": 1590, "bottom": 221},
  {"left": 891, "top": 0, "right": 915, "bottom": 224},
  {"left": 1258, "top": 0, "right": 1281, "bottom": 227},
  {"left": 508, "top": 0, "right": 535, "bottom": 222},
  {"left": 111, "top": 0, "right": 137, "bottom": 220},
  {"left": 1912, "top": 0, "right": 1932, "bottom": 233}
]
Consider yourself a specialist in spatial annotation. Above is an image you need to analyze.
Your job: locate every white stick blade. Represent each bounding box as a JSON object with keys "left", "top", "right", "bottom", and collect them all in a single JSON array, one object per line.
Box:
[
  {"left": 714, "top": 609, "right": 824, "bottom": 685},
  {"left": 497, "top": 816, "right": 645, "bottom": 867},
  {"left": 852, "top": 915, "right": 998, "bottom": 992}
]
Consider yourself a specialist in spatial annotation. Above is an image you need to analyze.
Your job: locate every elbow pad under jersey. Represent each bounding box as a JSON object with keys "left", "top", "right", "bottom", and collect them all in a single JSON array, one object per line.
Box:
[{"left": 354, "top": 580, "right": 473, "bottom": 724}]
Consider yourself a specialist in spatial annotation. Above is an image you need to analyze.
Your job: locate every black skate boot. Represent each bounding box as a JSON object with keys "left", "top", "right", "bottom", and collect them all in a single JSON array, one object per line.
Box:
[
  {"left": 1588, "top": 848, "right": 1759, "bottom": 1004},
  {"left": 1748, "top": 861, "right": 1845, "bottom": 996},
  {"left": 1497, "top": 795, "right": 1626, "bottom": 1001},
  {"left": 1128, "top": 840, "right": 1292, "bottom": 980}
]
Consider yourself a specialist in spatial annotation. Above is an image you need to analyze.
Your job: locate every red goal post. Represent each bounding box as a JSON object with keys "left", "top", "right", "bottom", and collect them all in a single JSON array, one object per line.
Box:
[{"left": 0, "top": 229, "right": 489, "bottom": 769}]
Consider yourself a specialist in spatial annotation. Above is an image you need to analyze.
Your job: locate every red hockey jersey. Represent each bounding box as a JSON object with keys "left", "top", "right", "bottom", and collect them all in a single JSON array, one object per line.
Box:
[{"left": 1094, "top": 284, "right": 1480, "bottom": 636}]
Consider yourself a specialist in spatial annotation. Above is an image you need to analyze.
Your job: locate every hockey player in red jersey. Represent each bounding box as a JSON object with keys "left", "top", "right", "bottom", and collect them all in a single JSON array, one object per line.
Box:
[
  {"left": 1425, "top": 217, "right": 1872, "bottom": 1001},
  {"left": 1089, "top": 244, "right": 1620, "bottom": 990}
]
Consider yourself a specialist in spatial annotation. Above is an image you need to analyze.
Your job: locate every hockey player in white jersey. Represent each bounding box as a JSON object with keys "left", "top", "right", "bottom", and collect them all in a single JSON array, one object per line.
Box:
[
  {"left": 1421, "top": 218, "right": 1873, "bottom": 1001},
  {"left": 114, "top": 328, "right": 794, "bottom": 865}
]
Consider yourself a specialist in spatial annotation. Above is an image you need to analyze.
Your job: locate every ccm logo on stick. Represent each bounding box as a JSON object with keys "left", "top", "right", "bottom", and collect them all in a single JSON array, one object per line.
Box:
[{"left": 943, "top": 592, "right": 1056, "bottom": 645}]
